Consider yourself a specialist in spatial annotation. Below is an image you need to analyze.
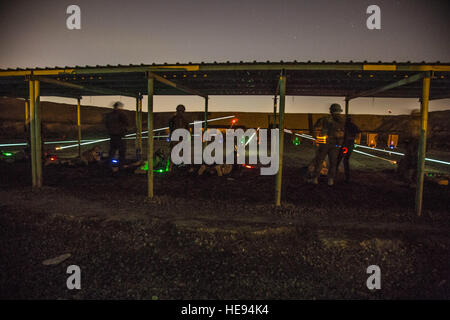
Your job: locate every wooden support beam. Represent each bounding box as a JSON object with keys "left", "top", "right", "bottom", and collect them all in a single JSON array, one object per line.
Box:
[
  {"left": 29, "top": 80, "right": 37, "bottom": 187},
  {"left": 275, "top": 72, "right": 286, "bottom": 206},
  {"left": 139, "top": 97, "right": 143, "bottom": 155},
  {"left": 24, "top": 99, "right": 29, "bottom": 127},
  {"left": 204, "top": 97, "right": 209, "bottom": 131},
  {"left": 273, "top": 96, "right": 277, "bottom": 129},
  {"left": 346, "top": 73, "right": 425, "bottom": 100},
  {"left": 135, "top": 96, "right": 143, "bottom": 160},
  {"left": 148, "top": 71, "right": 208, "bottom": 98},
  {"left": 135, "top": 97, "right": 140, "bottom": 160},
  {"left": 24, "top": 99, "right": 30, "bottom": 145},
  {"left": 415, "top": 72, "right": 431, "bottom": 217},
  {"left": 28, "top": 78, "right": 42, "bottom": 188},
  {"left": 1, "top": 64, "right": 450, "bottom": 79},
  {"left": 34, "top": 79, "right": 42, "bottom": 188},
  {"left": 38, "top": 76, "right": 138, "bottom": 98},
  {"left": 77, "top": 97, "right": 82, "bottom": 158},
  {"left": 147, "top": 77, "right": 155, "bottom": 198}
]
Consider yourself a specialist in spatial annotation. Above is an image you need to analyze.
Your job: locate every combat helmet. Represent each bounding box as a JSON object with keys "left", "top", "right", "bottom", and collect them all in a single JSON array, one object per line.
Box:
[{"left": 330, "top": 103, "right": 343, "bottom": 114}]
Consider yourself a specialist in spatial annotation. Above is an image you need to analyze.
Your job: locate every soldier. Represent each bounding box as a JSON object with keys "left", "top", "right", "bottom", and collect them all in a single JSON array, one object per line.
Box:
[
  {"left": 337, "top": 115, "right": 361, "bottom": 183},
  {"left": 308, "top": 103, "right": 345, "bottom": 186},
  {"left": 168, "top": 104, "right": 190, "bottom": 171},
  {"left": 397, "top": 109, "right": 421, "bottom": 185},
  {"left": 169, "top": 104, "right": 190, "bottom": 134},
  {"left": 104, "top": 101, "right": 129, "bottom": 167}
]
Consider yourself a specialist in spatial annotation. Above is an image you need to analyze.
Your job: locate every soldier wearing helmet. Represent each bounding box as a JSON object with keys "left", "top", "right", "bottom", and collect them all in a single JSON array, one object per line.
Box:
[
  {"left": 176, "top": 104, "right": 186, "bottom": 113},
  {"left": 307, "top": 103, "right": 345, "bottom": 186},
  {"left": 336, "top": 115, "right": 361, "bottom": 183},
  {"left": 169, "top": 104, "right": 189, "bottom": 135},
  {"left": 397, "top": 109, "right": 422, "bottom": 185},
  {"left": 168, "top": 104, "right": 190, "bottom": 171},
  {"left": 104, "top": 101, "right": 129, "bottom": 167}
]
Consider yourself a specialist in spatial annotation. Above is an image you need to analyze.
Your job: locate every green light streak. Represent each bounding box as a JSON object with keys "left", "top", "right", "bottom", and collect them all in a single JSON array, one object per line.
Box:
[{"left": 138, "top": 160, "right": 169, "bottom": 173}]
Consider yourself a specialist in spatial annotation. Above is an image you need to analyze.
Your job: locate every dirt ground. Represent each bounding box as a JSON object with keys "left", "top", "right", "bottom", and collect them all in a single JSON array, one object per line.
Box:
[{"left": 0, "top": 141, "right": 449, "bottom": 299}]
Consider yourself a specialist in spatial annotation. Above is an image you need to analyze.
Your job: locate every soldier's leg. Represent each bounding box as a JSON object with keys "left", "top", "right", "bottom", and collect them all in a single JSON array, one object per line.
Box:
[
  {"left": 343, "top": 146, "right": 353, "bottom": 182},
  {"left": 336, "top": 148, "right": 344, "bottom": 180},
  {"left": 118, "top": 137, "right": 126, "bottom": 164},
  {"left": 109, "top": 136, "right": 119, "bottom": 160},
  {"left": 327, "top": 146, "right": 340, "bottom": 185},
  {"left": 311, "top": 144, "right": 328, "bottom": 179},
  {"left": 336, "top": 148, "right": 344, "bottom": 169}
]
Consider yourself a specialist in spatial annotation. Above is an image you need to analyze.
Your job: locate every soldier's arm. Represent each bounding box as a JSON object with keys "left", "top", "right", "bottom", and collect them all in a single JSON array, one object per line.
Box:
[
  {"left": 312, "top": 118, "right": 326, "bottom": 138},
  {"left": 312, "top": 118, "right": 321, "bottom": 136}
]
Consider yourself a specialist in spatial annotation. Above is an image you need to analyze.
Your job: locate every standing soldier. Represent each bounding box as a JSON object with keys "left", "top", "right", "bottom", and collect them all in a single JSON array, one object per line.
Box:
[
  {"left": 168, "top": 104, "right": 190, "bottom": 171},
  {"left": 308, "top": 103, "right": 345, "bottom": 186},
  {"left": 337, "top": 115, "right": 361, "bottom": 183},
  {"left": 169, "top": 104, "right": 190, "bottom": 134},
  {"left": 105, "top": 101, "right": 129, "bottom": 167},
  {"left": 398, "top": 109, "right": 421, "bottom": 185}
]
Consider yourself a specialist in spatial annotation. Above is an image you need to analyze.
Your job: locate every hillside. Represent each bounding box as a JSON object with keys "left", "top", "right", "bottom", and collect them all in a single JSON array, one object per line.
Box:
[{"left": 1, "top": 97, "right": 449, "bottom": 150}]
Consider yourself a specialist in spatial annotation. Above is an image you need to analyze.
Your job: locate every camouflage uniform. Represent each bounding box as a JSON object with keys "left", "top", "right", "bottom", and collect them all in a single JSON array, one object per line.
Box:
[
  {"left": 105, "top": 108, "right": 128, "bottom": 164},
  {"left": 337, "top": 117, "right": 361, "bottom": 182},
  {"left": 309, "top": 114, "right": 345, "bottom": 184},
  {"left": 168, "top": 108, "right": 190, "bottom": 170},
  {"left": 398, "top": 112, "right": 421, "bottom": 184},
  {"left": 169, "top": 113, "right": 190, "bottom": 135}
]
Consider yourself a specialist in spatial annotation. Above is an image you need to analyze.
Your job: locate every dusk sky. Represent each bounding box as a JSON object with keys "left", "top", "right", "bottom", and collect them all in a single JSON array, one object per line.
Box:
[{"left": 1, "top": 0, "right": 449, "bottom": 114}]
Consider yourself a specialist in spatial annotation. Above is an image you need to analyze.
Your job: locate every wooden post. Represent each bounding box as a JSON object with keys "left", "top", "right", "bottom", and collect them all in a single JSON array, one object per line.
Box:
[
  {"left": 204, "top": 97, "right": 209, "bottom": 133},
  {"left": 24, "top": 99, "right": 30, "bottom": 149},
  {"left": 147, "top": 76, "right": 155, "bottom": 198},
  {"left": 25, "top": 99, "right": 29, "bottom": 129},
  {"left": 275, "top": 72, "right": 286, "bottom": 206},
  {"left": 77, "top": 97, "right": 82, "bottom": 158},
  {"left": 29, "top": 80, "right": 37, "bottom": 187},
  {"left": 139, "top": 96, "right": 143, "bottom": 156},
  {"left": 273, "top": 96, "right": 277, "bottom": 129},
  {"left": 135, "top": 97, "right": 141, "bottom": 160},
  {"left": 415, "top": 72, "right": 431, "bottom": 217},
  {"left": 34, "top": 79, "right": 42, "bottom": 188}
]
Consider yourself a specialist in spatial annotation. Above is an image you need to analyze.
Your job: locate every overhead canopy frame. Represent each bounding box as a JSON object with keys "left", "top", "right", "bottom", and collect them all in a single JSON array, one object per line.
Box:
[{"left": 1, "top": 61, "right": 449, "bottom": 216}]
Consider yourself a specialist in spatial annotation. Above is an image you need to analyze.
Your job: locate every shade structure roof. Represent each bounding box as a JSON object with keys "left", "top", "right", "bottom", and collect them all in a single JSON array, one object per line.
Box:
[{"left": 0, "top": 61, "right": 449, "bottom": 100}]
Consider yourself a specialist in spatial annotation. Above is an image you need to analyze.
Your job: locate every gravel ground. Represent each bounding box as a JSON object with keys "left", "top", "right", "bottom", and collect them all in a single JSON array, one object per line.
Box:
[{"left": 0, "top": 143, "right": 449, "bottom": 299}]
